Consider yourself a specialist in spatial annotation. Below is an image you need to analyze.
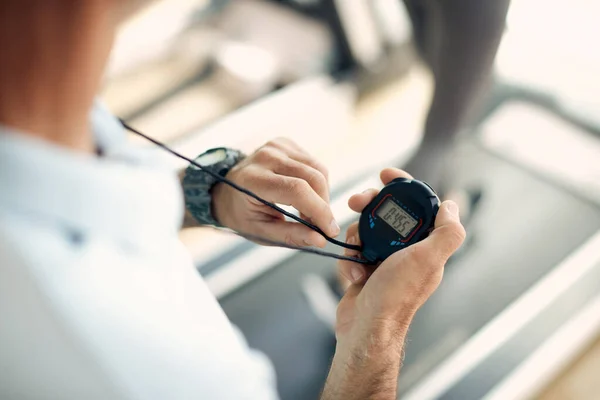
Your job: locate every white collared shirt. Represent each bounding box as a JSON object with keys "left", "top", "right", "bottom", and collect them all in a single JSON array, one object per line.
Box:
[{"left": 0, "top": 104, "right": 278, "bottom": 400}]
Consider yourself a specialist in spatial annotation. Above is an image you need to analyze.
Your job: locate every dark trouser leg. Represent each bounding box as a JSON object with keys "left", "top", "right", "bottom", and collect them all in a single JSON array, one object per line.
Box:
[{"left": 402, "top": 0, "right": 511, "bottom": 191}]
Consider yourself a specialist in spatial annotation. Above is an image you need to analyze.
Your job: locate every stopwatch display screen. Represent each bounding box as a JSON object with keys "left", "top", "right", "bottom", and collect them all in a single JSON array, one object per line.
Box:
[{"left": 376, "top": 199, "right": 418, "bottom": 238}]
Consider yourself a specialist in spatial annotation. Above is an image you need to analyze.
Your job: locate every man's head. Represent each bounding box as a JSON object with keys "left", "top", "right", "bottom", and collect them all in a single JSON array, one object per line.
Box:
[{"left": 0, "top": 0, "right": 156, "bottom": 151}]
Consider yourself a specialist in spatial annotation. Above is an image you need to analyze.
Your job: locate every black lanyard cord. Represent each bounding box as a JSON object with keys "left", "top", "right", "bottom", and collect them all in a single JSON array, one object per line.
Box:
[
  {"left": 120, "top": 121, "right": 374, "bottom": 265},
  {"left": 228, "top": 230, "right": 375, "bottom": 265}
]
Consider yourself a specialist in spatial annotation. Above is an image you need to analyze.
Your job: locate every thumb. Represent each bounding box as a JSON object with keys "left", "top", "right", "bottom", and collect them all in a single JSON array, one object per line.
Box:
[
  {"left": 369, "top": 201, "right": 465, "bottom": 312},
  {"left": 414, "top": 200, "right": 466, "bottom": 265}
]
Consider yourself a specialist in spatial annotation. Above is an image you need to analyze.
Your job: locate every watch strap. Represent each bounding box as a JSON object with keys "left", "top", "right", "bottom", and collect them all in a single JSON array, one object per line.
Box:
[{"left": 182, "top": 148, "right": 245, "bottom": 226}]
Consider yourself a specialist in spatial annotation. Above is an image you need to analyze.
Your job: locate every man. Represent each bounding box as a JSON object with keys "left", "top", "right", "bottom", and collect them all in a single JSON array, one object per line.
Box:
[
  {"left": 0, "top": 1, "right": 465, "bottom": 399},
  {"left": 402, "top": 0, "right": 511, "bottom": 193}
]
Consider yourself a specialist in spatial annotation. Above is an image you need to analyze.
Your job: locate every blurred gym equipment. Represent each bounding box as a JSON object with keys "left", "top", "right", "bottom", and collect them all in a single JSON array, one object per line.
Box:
[
  {"left": 216, "top": 100, "right": 600, "bottom": 400},
  {"left": 102, "top": 1, "right": 600, "bottom": 399}
]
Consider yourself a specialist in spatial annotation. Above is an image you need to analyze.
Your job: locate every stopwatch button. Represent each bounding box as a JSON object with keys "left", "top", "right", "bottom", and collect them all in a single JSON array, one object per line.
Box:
[{"left": 421, "top": 180, "right": 435, "bottom": 193}]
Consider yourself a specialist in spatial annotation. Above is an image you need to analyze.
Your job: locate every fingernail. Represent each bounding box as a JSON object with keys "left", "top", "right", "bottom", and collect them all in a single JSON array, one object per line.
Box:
[
  {"left": 362, "top": 189, "right": 371, "bottom": 194},
  {"left": 446, "top": 201, "right": 460, "bottom": 219},
  {"left": 347, "top": 236, "right": 357, "bottom": 245},
  {"left": 330, "top": 220, "right": 341, "bottom": 235},
  {"left": 304, "top": 238, "right": 313, "bottom": 246},
  {"left": 350, "top": 266, "right": 364, "bottom": 283}
]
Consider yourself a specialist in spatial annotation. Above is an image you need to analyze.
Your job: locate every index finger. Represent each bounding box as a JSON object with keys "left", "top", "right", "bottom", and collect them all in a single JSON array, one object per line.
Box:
[
  {"left": 267, "top": 138, "right": 330, "bottom": 183},
  {"left": 347, "top": 168, "right": 413, "bottom": 213},
  {"left": 380, "top": 168, "right": 413, "bottom": 185},
  {"left": 263, "top": 174, "right": 340, "bottom": 237}
]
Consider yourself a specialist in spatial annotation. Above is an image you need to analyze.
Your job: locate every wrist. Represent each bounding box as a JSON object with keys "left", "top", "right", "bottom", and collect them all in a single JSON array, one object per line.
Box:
[
  {"left": 210, "top": 182, "right": 230, "bottom": 228},
  {"left": 182, "top": 148, "right": 244, "bottom": 227},
  {"left": 323, "top": 321, "right": 410, "bottom": 400},
  {"left": 324, "top": 347, "right": 402, "bottom": 400},
  {"left": 337, "top": 317, "right": 409, "bottom": 362},
  {"left": 336, "top": 299, "right": 416, "bottom": 344}
]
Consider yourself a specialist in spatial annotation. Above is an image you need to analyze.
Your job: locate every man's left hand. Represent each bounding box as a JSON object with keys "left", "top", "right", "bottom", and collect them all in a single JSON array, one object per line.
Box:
[{"left": 212, "top": 138, "right": 340, "bottom": 247}]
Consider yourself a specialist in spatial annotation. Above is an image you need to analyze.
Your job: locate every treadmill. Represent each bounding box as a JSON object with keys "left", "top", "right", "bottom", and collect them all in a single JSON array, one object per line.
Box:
[
  {"left": 109, "top": 2, "right": 600, "bottom": 398},
  {"left": 206, "top": 97, "right": 600, "bottom": 400},
  {"left": 207, "top": 3, "right": 600, "bottom": 397}
]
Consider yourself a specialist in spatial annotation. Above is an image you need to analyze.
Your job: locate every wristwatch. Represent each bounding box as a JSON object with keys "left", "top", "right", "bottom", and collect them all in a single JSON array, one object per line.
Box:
[{"left": 182, "top": 147, "right": 245, "bottom": 226}]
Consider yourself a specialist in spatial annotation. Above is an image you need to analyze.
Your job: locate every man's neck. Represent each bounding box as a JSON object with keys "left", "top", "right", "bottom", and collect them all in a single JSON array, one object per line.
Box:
[{"left": 0, "top": 1, "right": 118, "bottom": 153}]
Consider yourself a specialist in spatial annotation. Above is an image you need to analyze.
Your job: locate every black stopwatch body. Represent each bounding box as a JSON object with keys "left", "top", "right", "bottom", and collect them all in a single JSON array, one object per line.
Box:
[{"left": 359, "top": 178, "right": 440, "bottom": 263}]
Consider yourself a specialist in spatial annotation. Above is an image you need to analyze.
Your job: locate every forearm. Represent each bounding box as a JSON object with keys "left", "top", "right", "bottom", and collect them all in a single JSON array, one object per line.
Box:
[{"left": 321, "top": 322, "right": 409, "bottom": 400}]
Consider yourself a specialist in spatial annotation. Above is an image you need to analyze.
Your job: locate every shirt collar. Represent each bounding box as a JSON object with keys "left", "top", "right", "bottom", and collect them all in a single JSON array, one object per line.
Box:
[
  {"left": 91, "top": 101, "right": 129, "bottom": 155},
  {"left": 0, "top": 103, "right": 184, "bottom": 249}
]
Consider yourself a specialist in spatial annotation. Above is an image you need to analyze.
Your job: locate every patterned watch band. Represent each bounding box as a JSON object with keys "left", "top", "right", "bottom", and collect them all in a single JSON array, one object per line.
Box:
[{"left": 182, "top": 148, "right": 245, "bottom": 226}]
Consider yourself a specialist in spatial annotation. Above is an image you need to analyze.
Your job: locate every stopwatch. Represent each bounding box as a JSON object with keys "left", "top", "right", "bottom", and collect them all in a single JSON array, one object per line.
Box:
[
  {"left": 121, "top": 120, "right": 440, "bottom": 265},
  {"left": 359, "top": 178, "right": 440, "bottom": 262}
]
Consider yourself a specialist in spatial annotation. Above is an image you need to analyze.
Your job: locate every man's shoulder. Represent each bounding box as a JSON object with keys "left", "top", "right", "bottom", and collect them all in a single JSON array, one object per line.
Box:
[
  {"left": 0, "top": 213, "right": 279, "bottom": 400},
  {"left": 0, "top": 215, "right": 129, "bottom": 399},
  {"left": 0, "top": 211, "right": 83, "bottom": 268}
]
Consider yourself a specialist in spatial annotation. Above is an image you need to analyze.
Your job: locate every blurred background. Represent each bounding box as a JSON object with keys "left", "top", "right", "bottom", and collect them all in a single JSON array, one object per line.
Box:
[{"left": 101, "top": 1, "right": 600, "bottom": 399}]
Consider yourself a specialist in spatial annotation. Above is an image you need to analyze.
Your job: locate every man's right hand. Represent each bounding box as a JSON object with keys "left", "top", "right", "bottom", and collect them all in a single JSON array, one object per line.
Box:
[
  {"left": 211, "top": 138, "right": 338, "bottom": 248},
  {"left": 322, "top": 168, "right": 466, "bottom": 400}
]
